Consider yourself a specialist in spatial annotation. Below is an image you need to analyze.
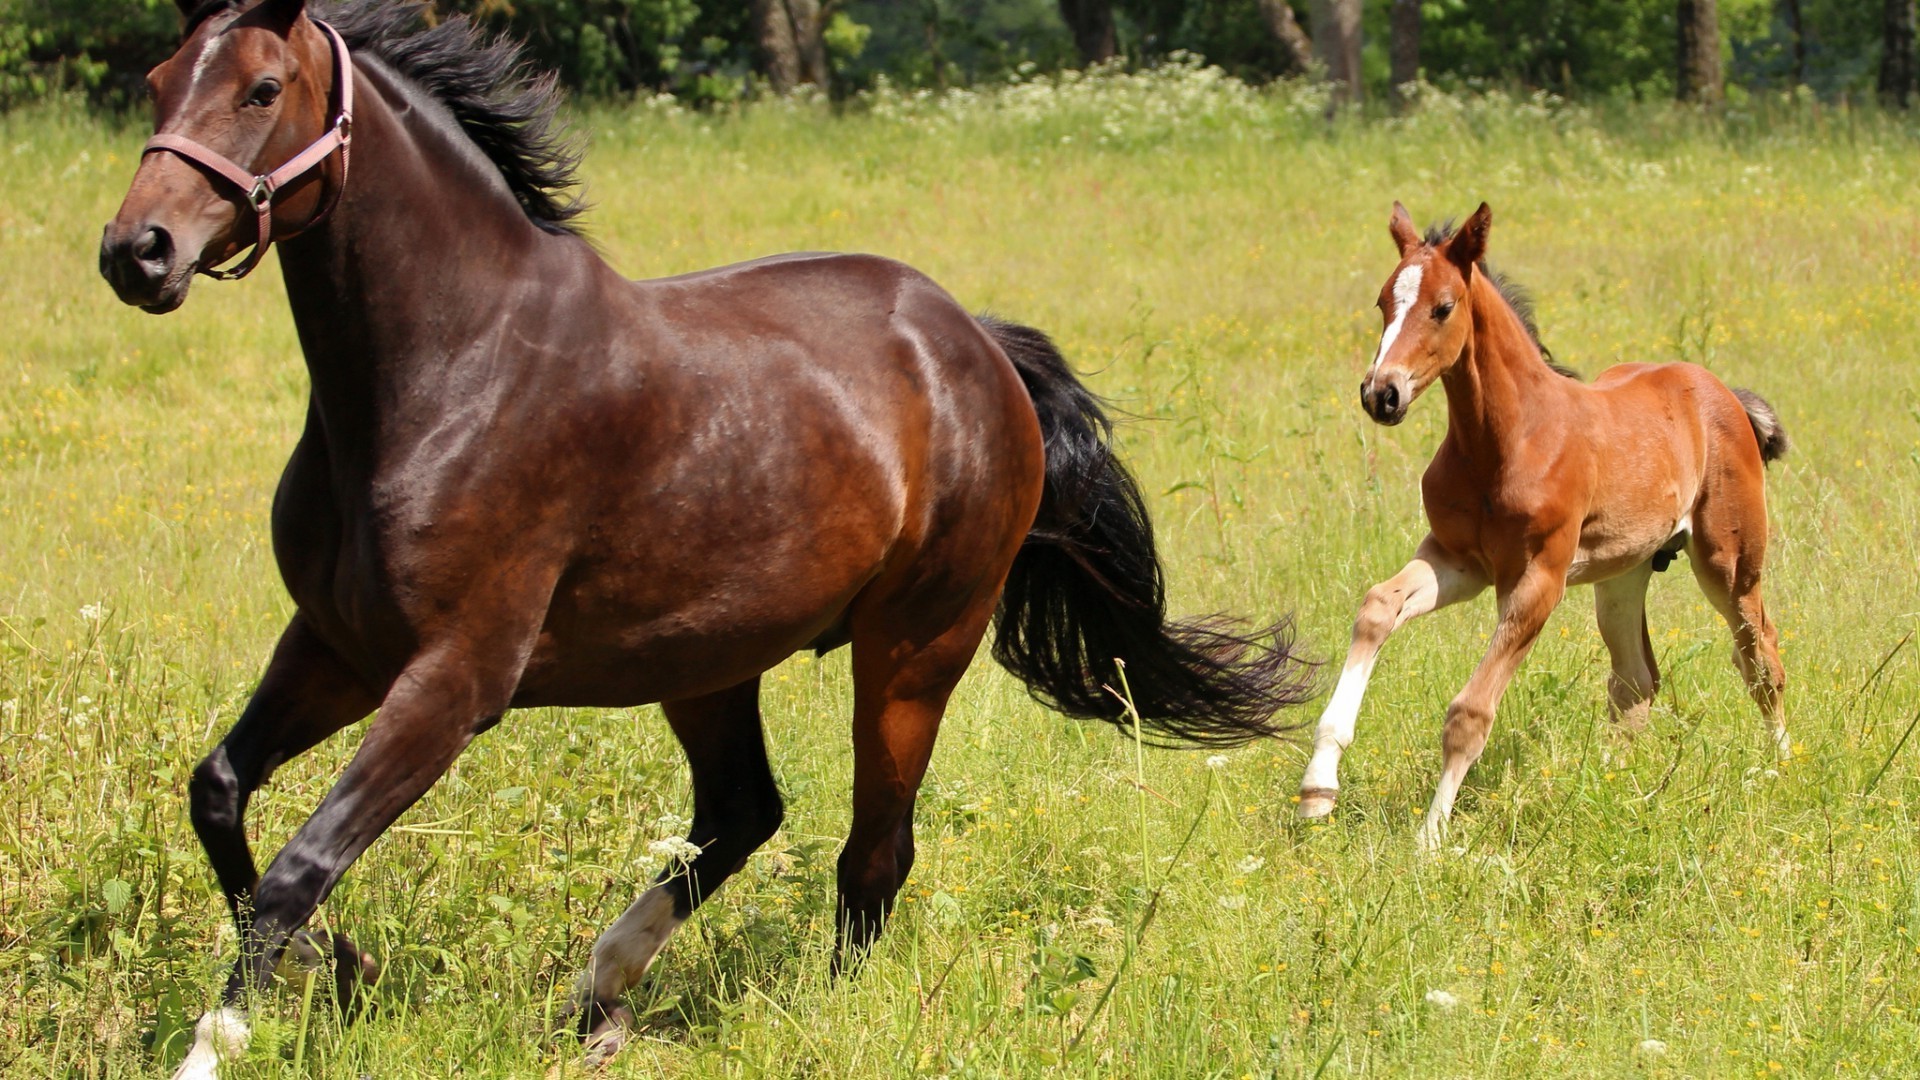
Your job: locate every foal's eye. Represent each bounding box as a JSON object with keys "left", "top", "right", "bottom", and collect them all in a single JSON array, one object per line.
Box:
[
  {"left": 246, "top": 80, "right": 282, "bottom": 108},
  {"left": 1433, "top": 301, "right": 1455, "bottom": 320}
]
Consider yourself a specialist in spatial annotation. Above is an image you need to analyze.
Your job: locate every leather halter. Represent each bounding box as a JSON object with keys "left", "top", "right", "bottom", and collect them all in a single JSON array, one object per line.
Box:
[{"left": 142, "top": 19, "right": 353, "bottom": 281}]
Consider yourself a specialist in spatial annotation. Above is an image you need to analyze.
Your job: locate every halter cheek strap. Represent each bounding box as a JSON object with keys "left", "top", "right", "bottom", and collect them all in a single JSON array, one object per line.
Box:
[{"left": 141, "top": 19, "right": 354, "bottom": 281}]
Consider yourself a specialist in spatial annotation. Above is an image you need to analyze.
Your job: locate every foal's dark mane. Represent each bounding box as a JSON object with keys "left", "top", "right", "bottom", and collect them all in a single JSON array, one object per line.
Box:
[
  {"left": 1423, "top": 221, "right": 1577, "bottom": 380},
  {"left": 185, "top": 0, "right": 586, "bottom": 234}
]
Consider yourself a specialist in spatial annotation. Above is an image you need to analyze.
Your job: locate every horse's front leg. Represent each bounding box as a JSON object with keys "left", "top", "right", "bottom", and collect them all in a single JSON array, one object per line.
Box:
[
  {"left": 1297, "top": 535, "right": 1485, "bottom": 818},
  {"left": 1419, "top": 550, "right": 1569, "bottom": 852},
  {"left": 173, "top": 638, "right": 526, "bottom": 1080}
]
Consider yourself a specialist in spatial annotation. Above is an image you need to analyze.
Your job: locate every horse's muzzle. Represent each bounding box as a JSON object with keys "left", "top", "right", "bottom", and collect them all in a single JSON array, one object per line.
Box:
[
  {"left": 99, "top": 220, "right": 191, "bottom": 313},
  {"left": 1360, "top": 372, "right": 1409, "bottom": 426}
]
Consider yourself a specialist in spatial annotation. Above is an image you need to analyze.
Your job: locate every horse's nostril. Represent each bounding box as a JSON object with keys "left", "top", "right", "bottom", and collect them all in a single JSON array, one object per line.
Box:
[
  {"left": 134, "top": 226, "right": 172, "bottom": 266},
  {"left": 1381, "top": 384, "right": 1400, "bottom": 415}
]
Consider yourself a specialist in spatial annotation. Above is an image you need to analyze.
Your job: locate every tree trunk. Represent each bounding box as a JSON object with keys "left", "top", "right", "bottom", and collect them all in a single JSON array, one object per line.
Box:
[
  {"left": 1776, "top": 0, "right": 1805, "bottom": 86},
  {"left": 1676, "top": 0, "right": 1723, "bottom": 105},
  {"left": 1310, "top": 0, "right": 1363, "bottom": 106},
  {"left": 1058, "top": 0, "right": 1117, "bottom": 66},
  {"left": 752, "top": 0, "right": 831, "bottom": 94},
  {"left": 1389, "top": 0, "right": 1420, "bottom": 109},
  {"left": 1882, "top": 0, "right": 1917, "bottom": 107},
  {"left": 1255, "top": 0, "right": 1314, "bottom": 76}
]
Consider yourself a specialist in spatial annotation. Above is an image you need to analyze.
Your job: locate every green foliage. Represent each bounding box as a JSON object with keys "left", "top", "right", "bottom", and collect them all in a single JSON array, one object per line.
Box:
[
  {"left": 0, "top": 0, "right": 177, "bottom": 107},
  {"left": 450, "top": 0, "right": 702, "bottom": 96}
]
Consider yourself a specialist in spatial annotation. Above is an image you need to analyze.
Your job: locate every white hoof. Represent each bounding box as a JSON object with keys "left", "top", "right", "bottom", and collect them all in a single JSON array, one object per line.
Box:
[
  {"left": 1296, "top": 789, "right": 1337, "bottom": 820},
  {"left": 171, "top": 1008, "right": 250, "bottom": 1080}
]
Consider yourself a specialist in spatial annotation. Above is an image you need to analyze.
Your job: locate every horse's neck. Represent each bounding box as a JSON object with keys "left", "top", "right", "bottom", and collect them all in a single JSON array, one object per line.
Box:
[
  {"left": 274, "top": 59, "right": 568, "bottom": 461},
  {"left": 1439, "top": 274, "right": 1559, "bottom": 464}
]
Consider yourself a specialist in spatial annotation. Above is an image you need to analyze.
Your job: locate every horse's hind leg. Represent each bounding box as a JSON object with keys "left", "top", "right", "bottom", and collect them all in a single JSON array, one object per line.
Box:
[
  {"left": 1594, "top": 561, "right": 1660, "bottom": 751},
  {"left": 1688, "top": 513, "right": 1788, "bottom": 758},
  {"left": 174, "top": 617, "right": 382, "bottom": 1080},
  {"left": 574, "top": 677, "right": 781, "bottom": 1056},
  {"left": 835, "top": 599, "right": 996, "bottom": 972},
  {"left": 1297, "top": 536, "right": 1484, "bottom": 818}
]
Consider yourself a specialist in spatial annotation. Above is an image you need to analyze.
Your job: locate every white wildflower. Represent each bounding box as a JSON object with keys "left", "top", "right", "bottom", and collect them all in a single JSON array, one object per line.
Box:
[
  {"left": 647, "top": 837, "right": 704, "bottom": 864},
  {"left": 1, "top": 699, "right": 17, "bottom": 720},
  {"left": 652, "top": 811, "right": 690, "bottom": 835},
  {"left": 1236, "top": 855, "right": 1265, "bottom": 874},
  {"left": 1205, "top": 754, "right": 1230, "bottom": 770},
  {"left": 1637, "top": 1039, "right": 1668, "bottom": 1057},
  {"left": 79, "top": 603, "right": 107, "bottom": 622},
  {"left": 1424, "top": 989, "right": 1460, "bottom": 1011},
  {"left": 1217, "top": 894, "right": 1247, "bottom": 910}
]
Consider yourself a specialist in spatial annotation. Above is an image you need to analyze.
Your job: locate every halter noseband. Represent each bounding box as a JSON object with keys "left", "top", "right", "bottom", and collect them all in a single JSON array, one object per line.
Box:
[{"left": 142, "top": 19, "right": 354, "bottom": 281}]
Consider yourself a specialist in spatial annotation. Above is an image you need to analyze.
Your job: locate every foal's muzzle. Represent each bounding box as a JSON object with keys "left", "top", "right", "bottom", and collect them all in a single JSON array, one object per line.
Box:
[
  {"left": 99, "top": 220, "right": 191, "bottom": 314},
  {"left": 1360, "top": 371, "right": 1410, "bottom": 425}
]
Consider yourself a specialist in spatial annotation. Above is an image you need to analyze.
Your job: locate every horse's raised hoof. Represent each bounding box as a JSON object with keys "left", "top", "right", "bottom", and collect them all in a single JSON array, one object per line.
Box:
[
  {"left": 278, "top": 930, "right": 381, "bottom": 1017},
  {"left": 1296, "top": 788, "right": 1338, "bottom": 820},
  {"left": 579, "top": 1001, "right": 635, "bottom": 1068}
]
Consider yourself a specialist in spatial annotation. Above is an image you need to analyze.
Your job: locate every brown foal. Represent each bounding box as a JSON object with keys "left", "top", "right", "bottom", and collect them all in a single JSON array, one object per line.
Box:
[{"left": 1296, "top": 202, "right": 1790, "bottom": 850}]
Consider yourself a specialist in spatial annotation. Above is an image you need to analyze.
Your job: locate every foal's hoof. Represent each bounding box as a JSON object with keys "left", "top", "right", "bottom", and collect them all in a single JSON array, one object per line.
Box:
[
  {"left": 1296, "top": 788, "right": 1338, "bottom": 820},
  {"left": 580, "top": 1002, "right": 635, "bottom": 1067}
]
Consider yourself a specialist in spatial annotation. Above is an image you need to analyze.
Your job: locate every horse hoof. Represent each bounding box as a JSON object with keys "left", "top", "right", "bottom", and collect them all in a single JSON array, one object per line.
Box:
[
  {"left": 279, "top": 931, "right": 380, "bottom": 1016},
  {"left": 581, "top": 1004, "right": 634, "bottom": 1067},
  {"left": 1296, "top": 789, "right": 1337, "bottom": 820}
]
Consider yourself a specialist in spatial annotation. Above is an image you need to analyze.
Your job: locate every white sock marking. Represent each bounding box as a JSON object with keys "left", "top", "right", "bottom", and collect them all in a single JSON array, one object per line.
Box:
[
  {"left": 172, "top": 1007, "right": 250, "bottom": 1080},
  {"left": 581, "top": 885, "right": 685, "bottom": 1003},
  {"left": 1368, "top": 263, "right": 1424, "bottom": 375},
  {"left": 1300, "top": 658, "right": 1377, "bottom": 793}
]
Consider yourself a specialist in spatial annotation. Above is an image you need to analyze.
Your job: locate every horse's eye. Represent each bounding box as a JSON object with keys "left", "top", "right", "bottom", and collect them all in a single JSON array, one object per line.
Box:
[
  {"left": 246, "top": 80, "right": 282, "bottom": 108},
  {"left": 1433, "top": 301, "right": 1455, "bottom": 320}
]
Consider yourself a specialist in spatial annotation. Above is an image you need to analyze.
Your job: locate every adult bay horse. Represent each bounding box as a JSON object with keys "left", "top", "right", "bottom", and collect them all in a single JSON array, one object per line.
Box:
[
  {"left": 98, "top": 1, "right": 1313, "bottom": 1072},
  {"left": 1295, "top": 202, "right": 1789, "bottom": 850}
]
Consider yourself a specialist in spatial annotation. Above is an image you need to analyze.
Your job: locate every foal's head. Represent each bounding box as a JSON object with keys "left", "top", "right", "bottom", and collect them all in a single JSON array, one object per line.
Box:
[
  {"left": 1359, "top": 201, "right": 1492, "bottom": 425},
  {"left": 100, "top": 0, "right": 339, "bottom": 312}
]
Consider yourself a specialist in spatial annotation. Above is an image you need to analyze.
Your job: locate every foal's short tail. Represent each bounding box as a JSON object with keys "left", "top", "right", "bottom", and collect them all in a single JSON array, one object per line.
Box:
[
  {"left": 979, "top": 316, "right": 1316, "bottom": 746},
  {"left": 1732, "top": 388, "right": 1791, "bottom": 465}
]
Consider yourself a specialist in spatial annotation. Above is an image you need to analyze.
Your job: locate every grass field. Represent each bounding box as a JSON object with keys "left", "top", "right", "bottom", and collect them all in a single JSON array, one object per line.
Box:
[{"left": 4, "top": 72, "right": 1920, "bottom": 1077}]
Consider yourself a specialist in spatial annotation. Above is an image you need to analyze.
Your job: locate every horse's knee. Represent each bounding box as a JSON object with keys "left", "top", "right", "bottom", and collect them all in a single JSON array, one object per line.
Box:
[
  {"left": 1353, "top": 586, "right": 1401, "bottom": 644},
  {"left": 1441, "top": 699, "right": 1493, "bottom": 761},
  {"left": 190, "top": 748, "right": 242, "bottom": 837}
]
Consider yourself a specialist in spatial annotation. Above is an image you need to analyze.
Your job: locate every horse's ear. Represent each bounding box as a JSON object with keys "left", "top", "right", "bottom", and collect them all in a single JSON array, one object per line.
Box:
[
  {"left": 1446, "top": 202, "right": 1492, "bottom": 271},
  {"left": 252, "top": 0, "right": 307, "bottom": 33},
  {"left": 1389, "top": 202, "right": 1420, "bottom": 256}
]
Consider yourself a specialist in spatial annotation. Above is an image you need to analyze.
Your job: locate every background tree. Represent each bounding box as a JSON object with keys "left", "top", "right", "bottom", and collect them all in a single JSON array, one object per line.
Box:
[
  {"left": 1254, "top": 0, "right": 1314, "bottom": 75},
  {"left": 1882, "top": 0, "right": 1916, "bottom": 106},
  {"left": 1388, "top": 0, "right": 1419, "bottom": 109},
  {"left": 1057, "top": 0, "right": 1117, "bottom": 63},
  {"left": 1309, "top": 0, "right": 1361, "bottom": 103},
  {"left": 1677, "top": 0, "right": 1723, "bottom": 103},
  {"left": 753, "top": 0, "right": 832, "bottom": 93}
]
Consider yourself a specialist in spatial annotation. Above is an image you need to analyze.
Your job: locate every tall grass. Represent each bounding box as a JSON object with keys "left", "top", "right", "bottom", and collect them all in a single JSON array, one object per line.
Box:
[{"left": 2, "top": 73, "right": 1919, "bottom": 1076}]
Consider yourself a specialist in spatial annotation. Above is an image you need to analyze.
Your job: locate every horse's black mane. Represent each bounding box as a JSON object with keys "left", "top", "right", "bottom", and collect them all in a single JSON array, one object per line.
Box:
[
  {"left": 185, "top": 0, "right": 585, "bottom": 234},
  {"left": 1423, "top": 221, "right": 1576, "bottom": 380}
]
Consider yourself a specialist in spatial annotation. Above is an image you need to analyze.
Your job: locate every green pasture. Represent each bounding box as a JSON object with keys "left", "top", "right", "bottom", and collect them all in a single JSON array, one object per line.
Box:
[{"left": 3, "top": 75, "right": 1920, "bottom": 1077}]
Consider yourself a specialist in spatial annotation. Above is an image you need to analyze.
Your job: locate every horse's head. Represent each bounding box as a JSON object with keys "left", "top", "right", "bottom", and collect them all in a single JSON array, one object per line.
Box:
[
  {"left": 100, "top": 0, "right": 342, "bottom": 313},
  {"left": 1359, "top": 201, "right": 1491, "bottom": 425}
]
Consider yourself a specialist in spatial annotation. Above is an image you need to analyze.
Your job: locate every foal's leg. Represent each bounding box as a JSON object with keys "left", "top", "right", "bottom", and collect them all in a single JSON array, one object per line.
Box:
[
  {"left": 1593, "top": 561, "right": 1660, "bottom": 748},
  {"left": 835, "top": 603, "right": 994, "bottom": 972},
  {"left": 174, "top": 618, "right": 382, "bottom": 1080},
  {"left": 1688, "top": 529, "right": 1789, "bottom": 758},
  {"left": 1420, "top": 559, "right": 1568, "bottom": 852},
  {"left": 1298, "top": 535, "right": 1485, "bottom": 818},
  {"left": 574, "top": 677, "right": 782, "bottom": 1056}
]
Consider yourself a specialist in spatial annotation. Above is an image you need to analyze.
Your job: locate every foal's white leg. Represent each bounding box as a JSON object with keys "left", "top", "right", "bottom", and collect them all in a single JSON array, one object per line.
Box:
[
  {"left": 171, "top": 1007, "right": 250, "bottom": 1080},
  {"left": 1298, "top": 537, "right": 1483, "bottom": 818}
]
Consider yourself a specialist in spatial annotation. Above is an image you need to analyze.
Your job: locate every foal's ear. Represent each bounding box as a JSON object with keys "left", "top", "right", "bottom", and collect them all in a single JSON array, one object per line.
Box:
[
  {"left": 1389, "top": 202, "right": 1421, "bottom": 256},
  {"left": 1446, "top": 202, "right": 1492, "bottom": 271}
]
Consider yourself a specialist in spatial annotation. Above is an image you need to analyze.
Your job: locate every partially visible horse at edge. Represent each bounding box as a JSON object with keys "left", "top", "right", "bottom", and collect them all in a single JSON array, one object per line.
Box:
[
  {"left": 1295, "top": 202, "right": 1789, "bottom": 850},
  {"left": 97, "top": 1, "right": 1315, "bottom": 1074}
]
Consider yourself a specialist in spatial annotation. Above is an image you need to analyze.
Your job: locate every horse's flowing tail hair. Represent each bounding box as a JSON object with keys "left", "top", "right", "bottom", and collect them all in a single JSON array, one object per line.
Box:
[
  {"left": 979, "top": 316, "right": 1317, "bottom": 746},
  {"left": 1732, "top": 388, "right": 1790, "bottom": 465}
]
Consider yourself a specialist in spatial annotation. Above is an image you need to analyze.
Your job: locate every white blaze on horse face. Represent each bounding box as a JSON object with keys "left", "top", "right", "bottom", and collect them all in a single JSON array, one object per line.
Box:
[
  {"left": 1368, "top": 262, "right": 1425, "bottom": 376},
  {"left": 171, "top": 1007, "right": 250, "bottom": 1080},
  {"left": 188, "top": 30, "right": 231, "bottom": 93}
]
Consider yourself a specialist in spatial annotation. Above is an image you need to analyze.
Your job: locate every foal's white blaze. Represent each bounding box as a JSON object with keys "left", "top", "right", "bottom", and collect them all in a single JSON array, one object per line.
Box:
[
  {"left": 171, "top": 1007, "right": 250, "bottom": 1080},
  {"left": 1368, "top": 263, "right": 1425, "bottom": 375},
  {"left": 580, "top": 885, "right": 685, "bottom": 1004}
]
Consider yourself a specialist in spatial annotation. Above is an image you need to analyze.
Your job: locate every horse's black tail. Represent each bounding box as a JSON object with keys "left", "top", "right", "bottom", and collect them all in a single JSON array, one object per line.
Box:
[
  {"left": 1731, "top": 387, "right": 1790, "bottom": 465},
  {"left": 979, "top": 315, "right": 1317, "bottom": 747}
]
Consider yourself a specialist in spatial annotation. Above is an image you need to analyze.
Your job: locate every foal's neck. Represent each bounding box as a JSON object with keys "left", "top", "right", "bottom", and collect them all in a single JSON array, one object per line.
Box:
[{"left": 1439, "top": 271, "right": 1563, "bottom": 462}]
